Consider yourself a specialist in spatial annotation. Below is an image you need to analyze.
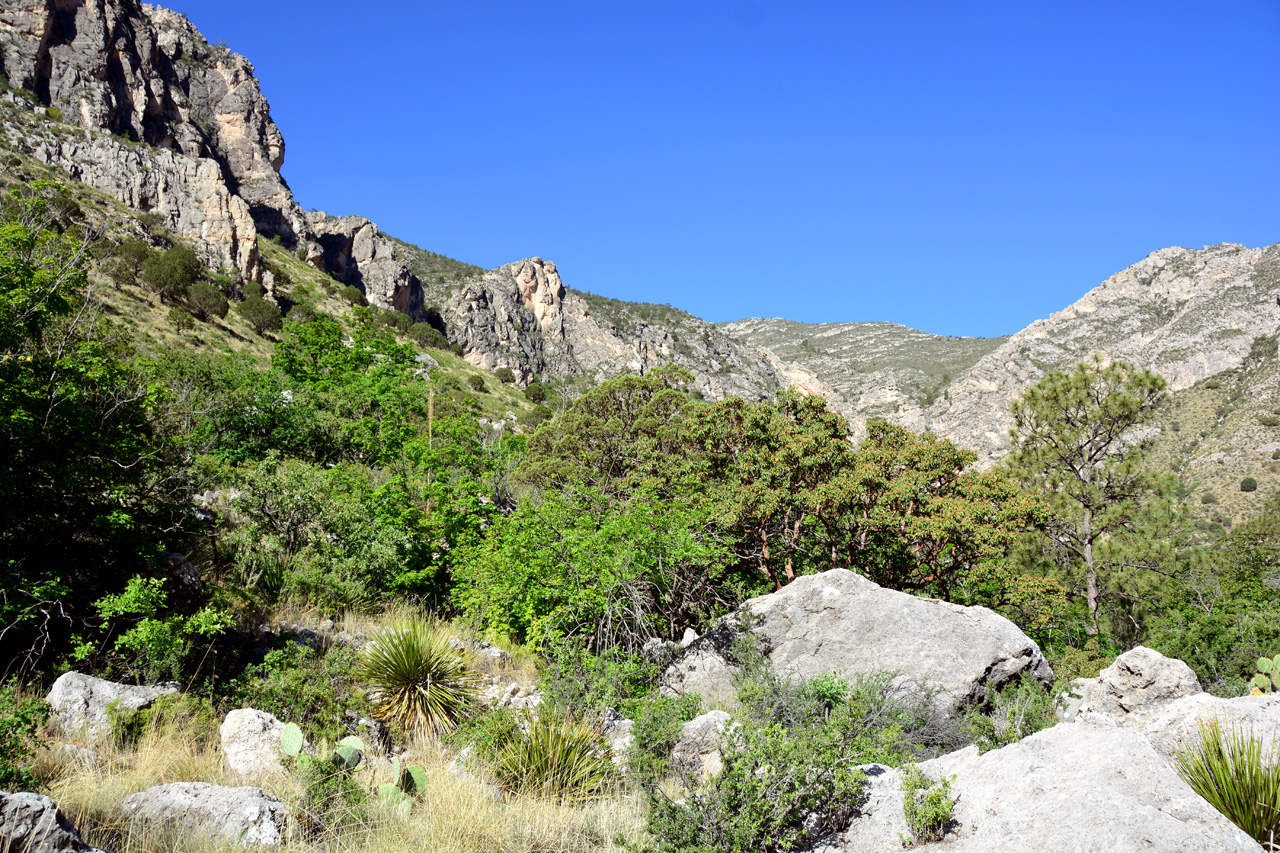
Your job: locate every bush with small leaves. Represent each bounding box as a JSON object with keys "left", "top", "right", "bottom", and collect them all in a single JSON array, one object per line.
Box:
[
  {"left": 1258, "top": 415, "right": 1280, "bottom": 427},
  {"left": 1201, "top": 492, "right": 1220, "bottom": 505},
  {"left": 524, "top": 382, "right": 546, "bottom": 403},
  {"left": 965, "top": 675, "right": 1057, "bottom": 753},
  {"left": 467, "top": 374, "right": 486, "bottom": 393},
  {"left": 184, "top": 280, "right": 230, "bottom": 321},
  {"left": 902, "top": 764, "right": 956, "bottom": 845},
  {"left": 494, "top": 366, "right": 515, "bottom": 384},
  {"left": 339, "top": 284, "right": 367, "bottom": 306},
  {"left": 408, "top": 322, "right": 450, "bottom": 350},
  {"left": 105, "top": 237, "right": 153, "bottom": 289},
  {"left": 1242, "top": 477, "right": 1259, "bottom": 492},
  {"left": 168, "top": 306, "right": 195, "bottom": 333},
  {"left": 0, "top": 684, "right": 48, "bottom": 789},
  {"left": 141, "top": 244, "right": 203, "bottom": 304},
  {"left": 450, "top": 343, "right": 464, "bottom": 356},
  {"left": 237, "top": 294, "right": 283, "bottom": 335}
]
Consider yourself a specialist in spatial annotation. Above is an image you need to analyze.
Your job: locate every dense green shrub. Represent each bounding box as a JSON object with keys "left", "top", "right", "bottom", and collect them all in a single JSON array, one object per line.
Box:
[
  {"left": 105, "top": 237, "right": 154, "bottom": 289},
  {"left": 540, "top": 644, "right": 659, "bottom": 718},
  {"left": 141, "top": 244, "right": 203, "bottom": 304},
  {"left": 467, "top": 374, "right": 486, "bottom": 392},
  {"left": 237, "top": 294, "right": 283, "bottom": 335},
  {"left": 0, "top": 685, "right": 49, "bottom": 789},
  {"left": 1201, "top": 492, "right": 1220, "bottom": 505},
  {"left": 339, "top": 285, "right": 367, "bottom": 306},
  {"left": 1241, "top": 477, "right": 1259, "bottom": 492},
  {"left": 646, "top": 718, "right": 865, "bottom": 853},
  {"left": 184, "top": 280, "right": 230, "bottom": 321},
  {"left": 494, "top": 367, "right": 515, "bottom": 384},
  {"left": 168, "top": 305, "right": 195, "bottom": 333},
  {"left": 626, "top": 693, "right": 703, "bottom": 783},
  {"left": 408, "top": 322, "right": 449, "bottom": 350},
  {"left": 902, "top": 764, "right": 956, "bottom": 844},
  {"left": 524, "top": 382, "right": 546, "bottom": 403},
  {"left": 225, "top": 644, "right": 371, "bottom": 743},
  {"left": 965, "top": 676, "right": 1057, "bottom": 753}
]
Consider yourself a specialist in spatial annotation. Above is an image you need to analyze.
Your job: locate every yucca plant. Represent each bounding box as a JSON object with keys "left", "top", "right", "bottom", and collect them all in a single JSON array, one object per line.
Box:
[
  {"left": 1173, "top": 718, "right": 1280, "bottom": 851},
  {"left": 490, "top": 710, "right": 617, "bottom": 803},
  {"left": 359, "top": 620, "right": 481, "bottom": 737}
]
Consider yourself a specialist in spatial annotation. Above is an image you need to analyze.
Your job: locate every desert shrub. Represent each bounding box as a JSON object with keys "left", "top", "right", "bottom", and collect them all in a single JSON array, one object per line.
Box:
[
  {"left": 489, "top": 710, "right": 617, "bottom": 803},
  {"left": 1242, "top": 477, "right": 1259, "bottom": 493},
  {"left": 449, "top": 706, "right": 523, "bottom": 758},
  {"left": 0, "top": 684, "right": 49, "bottom": 788},
  {"left": 646, "top": 717, "right": 866, "bottom": 853},
  {"left": 1046, "top": 639, "right": 1114, "bottom": 687},
  {"left": 626, "top": 692, "right": 703, "bottom": 783},
  {"left": 1272, "top": 450, "right": 1280, "bottom": 461},
  {"left": 108, "top": 692, "right": 218, "bottom": 748},
  {"left": 450, "top": 343, "right": 464, "bottom": 356},
  {"left": 1173, "top": 718, "right": 1280, "bottom": 849},
  {"left": 141, "top": 244, "right": 203, "bottom": 304},
  {"left": 902, "top": 763, "right": 956, "bottom": 845},
  {"left": 965, "top": 675, "right": 1057, "bottom": 753},
  {"left": 467, "top": 374, "right": 486, "bottom": 393},
  {"left": 1202, "top": 492, "right": 1220, "bottom": 505},
  {"left": 1258, "top": 415, "right": 1280, "bottom": 427},
  {"left": 184, "top": 280, "right": 229, "bottom": 321},
  {"left": 237, "top": 294, "right": 283, "bottom": 335},
  {"left": 408, "top": 322, "right": 449, "bottom": 350},
  {"left": 524, "top": 382, "right": 546, "bottom": 403},
  {"left": 339, "top": 284, "right": 367, "bottom": 306},
  {"left": 494, "top": 367, "right": 515, "bottom": 384},
  {"left": 293, "top": 749, "right": 369, "bottom": 837},
  {"left": 540, "top": 644, "right": 659, "bottom": 719},
  {"left": 78, "top": 576, "right": 231, "bottom": 683},
  {"left": 359, "top": 621, "right": 481, "bottom": 737},
  {"left": 167, "top": 305, "right": 194, "bottom": 333},
  {"left": 225, "top": 643, "right": 371, "bottom": 743},
  {"left": 105, "top": 237, "right": 153, "bottom": 289}
]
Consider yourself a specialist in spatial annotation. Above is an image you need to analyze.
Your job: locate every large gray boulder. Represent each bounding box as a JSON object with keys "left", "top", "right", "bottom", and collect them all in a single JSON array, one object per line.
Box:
[
  {"left": 670, "top": 710, "right": 733, "bottom": 779},
  {"left": 1126, "top": 691, "right": 1280, "bottom": 765},
  {"left": 660, "top": 569, "right": 1052, "bottom": 711},
  {"left": 1074, "top": 646, "right": 1203, "bottom": 723},
  {"left": 816, "top": 723, "right": 1261, "bottom": 852},
  {"left": 121, "top": 783, "right": 289, "bottom": 847},
  {"left": 46, "top": 672, "right": 178, "bottom": 743},
  {"left": 0, "top": 792, "right": 106, "bottom": 853},
  {"left": 220, "top": 710, "right": 288, "bottom": 779}
]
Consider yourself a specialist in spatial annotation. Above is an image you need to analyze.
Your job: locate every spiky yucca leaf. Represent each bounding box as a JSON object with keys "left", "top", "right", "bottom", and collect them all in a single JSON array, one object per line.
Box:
[
  {"left": 1173, "top": 718, "right": 1280, "bottom": 850},
  {"left": 359, "top": 621, "right": 481, "bottom": 737},
  {"left": 490, "top": 710, "right": 616, "bottom": 804}
]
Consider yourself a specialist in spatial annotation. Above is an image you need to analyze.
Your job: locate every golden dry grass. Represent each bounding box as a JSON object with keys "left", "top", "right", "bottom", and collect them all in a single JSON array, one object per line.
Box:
[{"left": 38, "top": 722, "right": 645, "bottom": 853}]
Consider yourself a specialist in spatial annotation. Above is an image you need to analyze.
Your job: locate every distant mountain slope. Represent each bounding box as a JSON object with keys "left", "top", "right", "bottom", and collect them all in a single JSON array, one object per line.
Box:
[
  {"left": 921, "top": 242, "right": 1280, "bottom": 465},
  {"left": 718, "top": 318, "right": 1006, "bottom": 426}
]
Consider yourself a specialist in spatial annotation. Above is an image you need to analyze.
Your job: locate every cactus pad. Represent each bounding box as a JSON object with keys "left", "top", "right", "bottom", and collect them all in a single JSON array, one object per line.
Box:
[{"left": 280, "top": 722, "right": 304, "bottom": 757}]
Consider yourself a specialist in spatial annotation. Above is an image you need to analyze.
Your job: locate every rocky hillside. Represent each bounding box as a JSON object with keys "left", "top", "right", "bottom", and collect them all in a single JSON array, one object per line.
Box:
[{"left": 719, "top": 317, "right": 1006, "bottom": 433}]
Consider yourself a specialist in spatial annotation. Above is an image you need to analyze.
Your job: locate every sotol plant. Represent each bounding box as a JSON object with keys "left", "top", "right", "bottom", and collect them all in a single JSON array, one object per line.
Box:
[
  {"left": 358, "top": 620, "right": 482, "bottom": 737},
  {"left": 1173, "top": 719, "right": 1279, "bottom": 850},
  {"left": 1252, "top": 655, "right": 1280, "bottom": 695}
]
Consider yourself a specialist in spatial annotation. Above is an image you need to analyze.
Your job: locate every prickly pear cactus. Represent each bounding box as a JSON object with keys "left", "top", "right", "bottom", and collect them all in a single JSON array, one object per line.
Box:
[
  {"left": 401, "top": 763, "right": 428, "bottom": 795},
  {"left": 280, "top": 722, "right": 304, "bottom": 757},
  {"left": 1251, "top": 654, "right": 1280, "bottom": 694}
]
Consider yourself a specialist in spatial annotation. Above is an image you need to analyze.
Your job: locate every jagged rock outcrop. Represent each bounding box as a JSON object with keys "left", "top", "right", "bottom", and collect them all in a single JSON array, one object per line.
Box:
[
  {"left": 121, "top": 783, "right": 289, "bottom": 847},
  {"left": 0, "top": 0, "right": 304, "bottom": 239},
  {"left": 307, "top": 213, "right": 426, "bottom": 321},
  {"left": 45, "top": 672, "right": 178, "bottom": 743},
  {"left": 658, "top": 569, "right": 1052, "bottom": 712},
  {"left": 437, "top": 256, "right": 783, "bottom": 399},
  {"left": 0, "top": 792, "right": 106, "bottom": 853},
  {"left": 670, "top": 710, "right": 732, "bottom": 779}
]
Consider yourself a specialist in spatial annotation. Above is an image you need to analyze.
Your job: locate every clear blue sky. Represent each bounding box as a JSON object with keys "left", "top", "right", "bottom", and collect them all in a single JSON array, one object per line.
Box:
[{"left": 172, "top": 1, "right": 1278, "bottom": 337}]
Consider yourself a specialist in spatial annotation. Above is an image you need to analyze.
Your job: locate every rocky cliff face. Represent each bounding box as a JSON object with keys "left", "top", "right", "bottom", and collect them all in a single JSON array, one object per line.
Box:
[{"left": 430, "top": 256, "right": 783, "bottom": 399}]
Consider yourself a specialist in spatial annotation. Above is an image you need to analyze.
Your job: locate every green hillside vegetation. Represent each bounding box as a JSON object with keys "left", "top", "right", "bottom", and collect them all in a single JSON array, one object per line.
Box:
[{"left": 1147, "top": 335, "right": 1280, "bottom": 534}]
